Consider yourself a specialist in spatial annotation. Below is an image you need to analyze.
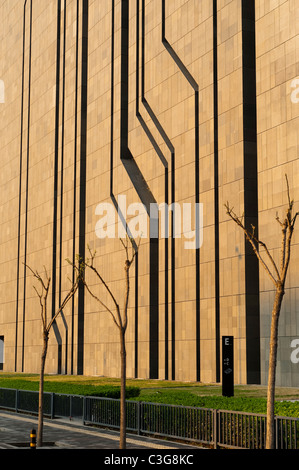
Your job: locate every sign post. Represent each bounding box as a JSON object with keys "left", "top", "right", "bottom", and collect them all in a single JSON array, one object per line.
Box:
[{"left": 222, "top": 336, "right": 234, "bottom": 397}]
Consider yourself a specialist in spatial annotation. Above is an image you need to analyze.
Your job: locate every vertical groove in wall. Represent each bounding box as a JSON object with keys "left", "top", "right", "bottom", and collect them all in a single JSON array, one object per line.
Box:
[
  {"left": 110, "top": 0, "right": 115, "bottom": 198},
  {"left": 120, "top": 0, "right": 129, "bottom": 159},
  {"left": 77, "top": 0, "right": 89, "bottom": 375},
  {"left": 119, "top": 0, "right": 159, "bottom": 379},
  {"left": 140, "top": 0, "right": 173, "bottom": 380},
  {"left": 109, "top": 0, "right": 141, "bottom": 378},
  {"left": 21, "top": 0, "right": 33, "bottom": 372},
  {"left": 71, "top": 0, "right": 79, "bottom": 375},
  {"left": 138, "top": 0, "right": 169, "bottom": 379},
  {"left": 15, "top": 0, "right": 28, "bottom": 371},
  {"left": 161, "top": 0, "right": 200, "bottom": 381},
  {"left": 58, "top": 0, "right": 67, "bottom": 374},
  {"left": 51, "top": 0, "right": 62, "bottom": 374},
  {"left": 195, "top": 92, "right": 200, "bottom": 383},
  {"left": 139, "top": 0, "right": 160, "bottom": 380},
  {"left": 241, "top": 0, "right": 260, "bottom": 384},
  {"left": 109, "top": 0, "right": 142, "bottom": 380},
  {"left": 213, "top": 0, "right": 220, "bottom": 383}
]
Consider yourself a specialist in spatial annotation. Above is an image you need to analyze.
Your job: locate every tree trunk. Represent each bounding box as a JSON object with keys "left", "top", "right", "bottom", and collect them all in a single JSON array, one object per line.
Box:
[
  {"left": 119, "top": 328, "right": 126, "bottom": 449},
  {"left": 266, "top": 285, "right": 284, "bottom": 449},
  {"left": 37, "top": 332, "right": 48, "bottom": 447}
]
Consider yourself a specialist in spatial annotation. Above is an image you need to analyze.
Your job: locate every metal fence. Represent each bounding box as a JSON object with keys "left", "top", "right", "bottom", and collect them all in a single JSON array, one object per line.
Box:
[{"left": 0, "top": 387, "right": 298, "bottom": 449}]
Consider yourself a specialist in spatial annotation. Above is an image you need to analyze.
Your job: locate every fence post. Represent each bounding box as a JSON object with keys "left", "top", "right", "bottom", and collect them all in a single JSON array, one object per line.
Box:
[
  {"left": 275, "top": 416, "right": 278, "bottom": 449},
  {"left": 82, "top": 396, "right": 86, "bottom": 425},
  {"left": 15, "top": 389, "right": 19, "bottom": 413},
  {"left": 213, "top": 409, "right": 218, "bottom": 449},
  {"left": 51, "top": 393, "right": 55, "bottom": 419},
  {"left": 137, "top": 401, "right": 141, "bottom": 435},
  {"left": 70, "top": 395, "right": 72, "bottom": 420}
]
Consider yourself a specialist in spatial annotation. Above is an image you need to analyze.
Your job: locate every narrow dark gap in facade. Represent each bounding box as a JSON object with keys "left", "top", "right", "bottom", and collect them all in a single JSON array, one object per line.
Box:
[
  {"left": 77, "top": 0, "right": 89, "bottom": 375},
  {"left": 21, "top": 0, "right": 33, "bottom": 372},
  {"left": 15, "top": 0, "right": 28, "bottom": 371},
  {"left": 195, "top": 90, "right": 200, "bottom": 383},
  {"left": 120, "top": 0, "right": 159, "bottom": 379},
  {"left": 51, "top": 0, "right": 62, "bottom": 374},
  {"left": 241, "top": 0, "right": 261, "bottom": 384},
  {"left": 110, "top": 1, "right": 139, "bottom": 379},
  {"left": 213, "top": 0, "right": 221, "bottom": 383},
  {"left": 141, "top": 0, "right": 172, "bottom": 380},
  {"left": 140, "top": 0, "right": 170, "bottom": 379},
  {"left": 70, "top": 0, "right": 79, "bottom": 375},
  {"left": 161, "top": 0, "right": 200, "bottom": 381},
  {"left": 58, "top": 0, "right": 68, "bottom": 374}
]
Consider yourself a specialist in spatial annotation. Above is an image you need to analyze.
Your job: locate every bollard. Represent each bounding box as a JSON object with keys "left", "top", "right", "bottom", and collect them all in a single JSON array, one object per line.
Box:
[{"left": 30, "top": 429, "right": 36, "bottom": 449}]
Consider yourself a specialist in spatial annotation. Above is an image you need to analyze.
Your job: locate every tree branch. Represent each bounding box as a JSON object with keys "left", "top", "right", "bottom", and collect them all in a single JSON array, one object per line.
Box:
[
  {"left": 82, "top": 278, "right": 121, "bottom": 329},
  {"left": 47, "top": 281, "right": 79, "bottom": 333},
  {"left": 225, "top": 204, "right": 278, "bottom": 286}
]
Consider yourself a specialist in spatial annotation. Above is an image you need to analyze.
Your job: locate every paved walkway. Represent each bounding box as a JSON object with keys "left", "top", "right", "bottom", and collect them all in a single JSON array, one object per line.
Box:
[{"left": 0, "top": 411, "right": 200, "bottom": 450}]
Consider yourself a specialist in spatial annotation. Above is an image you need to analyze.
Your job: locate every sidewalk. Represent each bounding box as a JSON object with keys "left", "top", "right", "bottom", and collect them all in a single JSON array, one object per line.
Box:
[{"left": 0, "top": 411, "right": 200, "bottom": 450}]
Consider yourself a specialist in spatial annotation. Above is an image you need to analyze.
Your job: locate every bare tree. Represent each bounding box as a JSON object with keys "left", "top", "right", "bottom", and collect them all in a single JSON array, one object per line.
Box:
[
  {"left": 26, "top": 263, "right": 81, "bottom": 447},
  {"left": 74, "top": 237, "right": 138, "bottom": 450},
  {"left": 225, "top": 175, "right": 298, "bottom": 449}
]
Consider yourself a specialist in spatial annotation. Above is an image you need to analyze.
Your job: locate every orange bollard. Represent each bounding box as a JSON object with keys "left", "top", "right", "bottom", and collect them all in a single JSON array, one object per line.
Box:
[{"left": 30, "top": 429, "right": 36, "bottom": 449}]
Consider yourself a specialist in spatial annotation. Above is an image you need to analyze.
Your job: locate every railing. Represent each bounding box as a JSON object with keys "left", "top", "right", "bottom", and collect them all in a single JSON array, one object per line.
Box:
[
  {"left": 0, "top": 387, "right": 298, "bottom": 449},
  {"left": 216, "top": 409, "right": 267, "bottom": 449},
  {"left": 139, "top": 402, "right": 214, "bottom": 445}
]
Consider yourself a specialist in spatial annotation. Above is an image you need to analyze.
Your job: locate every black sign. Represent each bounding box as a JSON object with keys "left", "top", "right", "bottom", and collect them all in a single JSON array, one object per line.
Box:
[{"left": 222, "top": 336, "right": 234, "bottom": 397}]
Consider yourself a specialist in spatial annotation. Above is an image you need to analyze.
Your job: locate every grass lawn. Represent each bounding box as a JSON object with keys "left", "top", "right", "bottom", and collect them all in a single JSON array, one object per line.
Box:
[{"left": 0, "top": 372, "right": 299, "bottom": 417}]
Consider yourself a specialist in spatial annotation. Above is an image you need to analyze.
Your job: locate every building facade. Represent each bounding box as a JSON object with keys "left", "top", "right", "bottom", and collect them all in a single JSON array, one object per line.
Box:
[{"left": 0, "top": 0, "right": 298, "bottom": 386}]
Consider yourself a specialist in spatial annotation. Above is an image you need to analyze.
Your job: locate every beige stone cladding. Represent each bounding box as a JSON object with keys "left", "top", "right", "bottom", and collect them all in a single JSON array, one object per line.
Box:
[
  {"left": 0, "top": 0, "right": 82, "bottom": 374},
  {"left": 256, "top": 0, "right": 299, "bottom": 386},
  {"left": 0, "top": 0, "right": 298, "bottom": 387},
  {"left": 86, "top": 0, "right": 217, "bottom": 382},
  {"left": 217, "top": 0, "right": 247, "bottom": 385}
]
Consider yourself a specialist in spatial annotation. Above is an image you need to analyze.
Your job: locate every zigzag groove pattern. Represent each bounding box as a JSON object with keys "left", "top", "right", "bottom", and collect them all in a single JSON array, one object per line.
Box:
[{"left": 161, "top": 0, "right": 200, "bottom": 380}]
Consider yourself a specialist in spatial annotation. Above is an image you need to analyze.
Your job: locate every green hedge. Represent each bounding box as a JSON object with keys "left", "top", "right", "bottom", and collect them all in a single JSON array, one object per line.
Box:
[
  {"left": 131, "top": 390, "right": 299, "bottom": 418},
  {"left": 85, "top": 385, "right": 140, "bottom": 399},
  {"left": 0, "top": 376, "right": 298, "bottom": 418},
  {"left": 132, "top": 390, "right": 268, "bottom": 411},
  {"left": 0, "top": 377, "right": 140, "bottom": 400}
]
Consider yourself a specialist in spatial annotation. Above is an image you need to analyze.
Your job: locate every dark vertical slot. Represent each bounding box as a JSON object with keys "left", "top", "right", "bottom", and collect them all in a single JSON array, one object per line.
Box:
[
  {"left": 131, "top": 0, "right": 139, "bottom": 379},
  {"left": 161, "top": 0, "right": 199, "bottom": 381},
  {"left": 161, "top": 0, "right": 176, "bottom": 381},
  {"left": 164, "top": 169, "right": 169, "bottom": 380},
  {"left": 120, "top": 0, "right": 130, "bottom": 159},
  {"left": 213, "top": 0, "right": 220, "bottom": 383},
  {"left": 110, "top": 0, "right": 115, "bottom": 197},
  {"left": 241, "top": 0, "right": 260, "bottom": 384},
  {"left": 58, "top": 0, "right": 67, "bottom": 374},
  {"left": 141, "top": 0, "right": 167, "bottom": 379},
  {"left": 51, "top": 0, "right": 62, "bottom": 374},
  {"left": 0, "top": 337, "right": 4, "bottom": 371},
  {"left": 77, "top": 0, "right": 89, "bottom": 375},
  {"left": 110, "top": 0, "right": 140, "bottom": 377},
  {"left": 21, "top": 0, "right": 33, "bottom": 372},
  {"left": 71, "top": 0, "right": 79, "bottom": 375},
  {"left": 134, "top": 252, "right": 139, "bottom": 377},
  {"left": 15, "top": 0, "right": 28, "bottom": 371},
  {"left": 149, "top": 238, "right": 159, "bottom": 379},
  {"left": 195, "top": 90, "right": 200, "bottom": 382},
  {"left": 171, "top": 150, "right": 175, "bottom": 381},
  {"left": 141, "top": 0, "right": 171, "bottom": 380},
  {"left": 135, "top": 0, "right": 161, "bottom": 379}
]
